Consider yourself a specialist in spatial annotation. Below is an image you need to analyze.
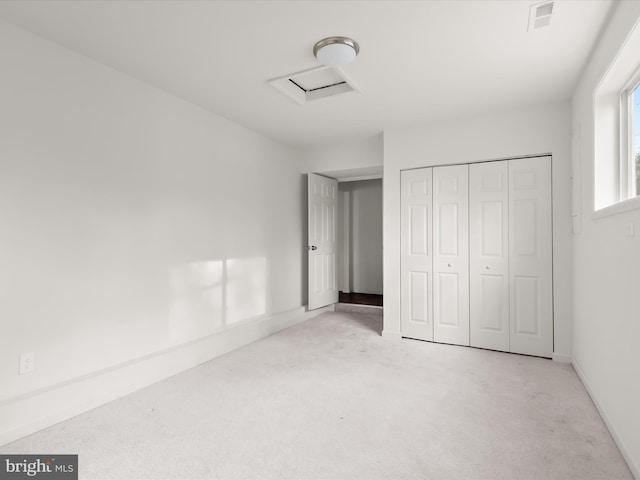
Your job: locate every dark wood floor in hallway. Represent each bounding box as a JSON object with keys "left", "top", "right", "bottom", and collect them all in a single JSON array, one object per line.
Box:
[{"left": 338, "top": 291, "right": 383, "bottom": 306}]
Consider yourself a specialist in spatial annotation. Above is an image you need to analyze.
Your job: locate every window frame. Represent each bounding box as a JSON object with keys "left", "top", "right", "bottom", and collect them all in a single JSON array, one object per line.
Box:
[
  {"left": 620, "top": 68, "right": 640, "bottom": 200},
  {"left": 591, "top": 15, "right": 640, "bottom": 217}
]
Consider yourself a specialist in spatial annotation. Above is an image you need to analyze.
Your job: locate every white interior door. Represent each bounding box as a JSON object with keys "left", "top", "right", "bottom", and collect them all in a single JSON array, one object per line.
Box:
[
  {"left": 433, "top": 165, "right": 469, "bottom": 346},
  {"left": 509, "top": 157, "right": 553, "bottom": 357},
  {"left": 308, "top": 173, "right": 338, "bottom": 310},
  {"left": 470, "top": 161, "right": 510, "bottom": 352},
  {"left": 400, "top": 168, "right": 433, "bottom": 341}
]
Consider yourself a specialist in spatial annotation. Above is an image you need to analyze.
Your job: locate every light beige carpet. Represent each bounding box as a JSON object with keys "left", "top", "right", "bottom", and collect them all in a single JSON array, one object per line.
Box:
[{"left": 1, "top": 311, "right": 633, "bottom": 479}]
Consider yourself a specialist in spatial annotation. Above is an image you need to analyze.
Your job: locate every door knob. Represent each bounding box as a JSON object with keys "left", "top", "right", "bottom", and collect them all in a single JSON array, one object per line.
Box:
[
  {"left": 447, "top": 263, "right": 452, "bottom": 267},
  {"left": 485, "top": 266, "right": 490, "bottom": 270},
  {"left": 308, "top": 245, "right": 318, "bottom": 251}
]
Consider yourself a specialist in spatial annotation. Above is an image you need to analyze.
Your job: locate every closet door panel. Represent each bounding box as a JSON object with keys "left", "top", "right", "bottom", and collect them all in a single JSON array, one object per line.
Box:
[
  {"left": 437, "top": 272, "right": 461, "bottom": 326},
  {"left": 433, "top": 165, "right": 469, "bottom": 346},
  {"left": 509, "top": 157, "right": 553, "bottom": 358},
  {"left": 401, "top": 168, "right": 433, "bottom": 341},
  {"left": 469, "top": 161, "right": 510, "bottom": 352}
]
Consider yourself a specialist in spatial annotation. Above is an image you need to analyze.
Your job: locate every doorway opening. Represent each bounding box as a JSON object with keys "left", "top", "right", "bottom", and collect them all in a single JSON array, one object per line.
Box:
[{"left": 337, "top": 178, "right": 383, "bottom": 307}]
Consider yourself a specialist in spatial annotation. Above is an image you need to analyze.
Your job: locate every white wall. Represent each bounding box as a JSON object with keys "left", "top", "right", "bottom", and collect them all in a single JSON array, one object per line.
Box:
[
  {"left": 338, "top": 180, "right": 383, "bottom": 295},
  {"left": 303, "top": 135, "right": 383, "bottom": 176},
  {"left": 383, "top": 102, "right": 573, "bottom": 363},
  {"left": 571, "top": 2, "right": 640, "bottom": 477},
  {"left": 337, "top": 189, "right": 350, "bottom": 293},
  {"left": 0, "top": 19, "right": 319, "bottom": 445}
]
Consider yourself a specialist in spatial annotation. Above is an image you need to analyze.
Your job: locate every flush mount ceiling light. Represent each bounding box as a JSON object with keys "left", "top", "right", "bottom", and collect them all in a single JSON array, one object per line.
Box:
[{"left": 313, "top": 36, "right": 360, "bottom": 65}]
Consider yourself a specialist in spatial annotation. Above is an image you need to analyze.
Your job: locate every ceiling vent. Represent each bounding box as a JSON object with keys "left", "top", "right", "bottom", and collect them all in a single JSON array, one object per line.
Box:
[
  {"left": 268, "top": 66, "right": 360, "bottom": 106},
  {"left": 528, "top": 1, "right": 554, "bottom": 31}
]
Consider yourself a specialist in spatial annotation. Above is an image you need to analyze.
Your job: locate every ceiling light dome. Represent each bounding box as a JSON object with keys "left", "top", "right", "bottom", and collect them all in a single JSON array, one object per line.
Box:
[{"left": 313, "top": 36, "right": 360, "bottom": 65}]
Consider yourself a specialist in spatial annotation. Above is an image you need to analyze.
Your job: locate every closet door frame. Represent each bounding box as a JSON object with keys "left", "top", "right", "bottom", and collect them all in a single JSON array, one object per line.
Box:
[{"left": 399, "top": 155, "right": 554, "bottom": 359}]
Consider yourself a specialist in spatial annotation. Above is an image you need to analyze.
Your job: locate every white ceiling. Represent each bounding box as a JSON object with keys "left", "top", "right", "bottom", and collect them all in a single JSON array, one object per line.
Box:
[{"left": 0, "top": 0, "right": 614, "bottom": 149}]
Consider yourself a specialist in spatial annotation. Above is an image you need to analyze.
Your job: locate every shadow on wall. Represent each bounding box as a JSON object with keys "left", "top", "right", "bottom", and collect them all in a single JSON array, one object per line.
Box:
[{"left": 168, "top": 257, "right": 267, "bottom": 343}]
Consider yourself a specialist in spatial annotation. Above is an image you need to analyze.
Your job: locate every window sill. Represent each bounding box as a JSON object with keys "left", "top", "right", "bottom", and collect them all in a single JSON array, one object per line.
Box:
[{"left": 593, "top": 195, "right": 640, "bottom": 219}]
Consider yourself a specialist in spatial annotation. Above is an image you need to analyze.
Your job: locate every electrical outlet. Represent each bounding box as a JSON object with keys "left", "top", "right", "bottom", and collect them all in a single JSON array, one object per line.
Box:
[
  {"left": 19, "top": 352, "right": 35, "bottom": 375},
  {"left": 624, "top": 221, "right": 635, "bottom": 237}
]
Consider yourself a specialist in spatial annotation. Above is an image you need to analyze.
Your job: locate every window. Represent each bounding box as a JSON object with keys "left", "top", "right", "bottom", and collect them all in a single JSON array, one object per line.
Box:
[
  {"left": 621, "top": 74, "right": 640, "bottom": 199},
  {"left": 631, "top": 84, "right": 640, "bottom": 196},
  {"left": 593, "top": 17, "right": 640, "bottom": 214}
]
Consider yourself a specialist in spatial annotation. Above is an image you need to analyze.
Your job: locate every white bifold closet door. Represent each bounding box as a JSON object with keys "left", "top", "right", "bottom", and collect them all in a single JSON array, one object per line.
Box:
[
  {"left": 508, "top": 157, "right": 553, "bottom": 357},
  {"left": 469, "top": 156, "right": 552, "bottom": 357},
  {"left": 400, "top": 168, "right": 434, "bottom": 341},
  {"left": 469, "top": 161, "right": 510, "bottom": 352},
  {"left": 400, "top": 157, "right": 552, "bottom": 358},
  {"left": 433, "top": 165, "right": 469, "bottom": 346}
]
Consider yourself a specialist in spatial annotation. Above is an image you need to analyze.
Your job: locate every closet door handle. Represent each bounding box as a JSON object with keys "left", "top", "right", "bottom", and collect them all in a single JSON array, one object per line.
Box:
[
  {"left": 308, "top": 245, "right": 318, "bottom": 251},
  {"left": 447, "top": 263, "right": 452, "bottom": 267}
]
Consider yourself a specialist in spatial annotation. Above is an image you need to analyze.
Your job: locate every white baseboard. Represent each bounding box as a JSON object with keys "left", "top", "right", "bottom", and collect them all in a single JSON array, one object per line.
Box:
[
  {"left": 552, "top": 352, "right": 572, "bottom": 363},
  {"left": 573, "top": 359, "right": 639, "bottom": 479},
  {"left": 0, "top": 305, "right": 331, "bottom": 447}
]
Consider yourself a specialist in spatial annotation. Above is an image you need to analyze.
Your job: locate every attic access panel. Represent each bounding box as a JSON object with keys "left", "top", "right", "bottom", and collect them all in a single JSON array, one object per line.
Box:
[{"left": 268, "top": 66, "right": 360, "bottom": 105}]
